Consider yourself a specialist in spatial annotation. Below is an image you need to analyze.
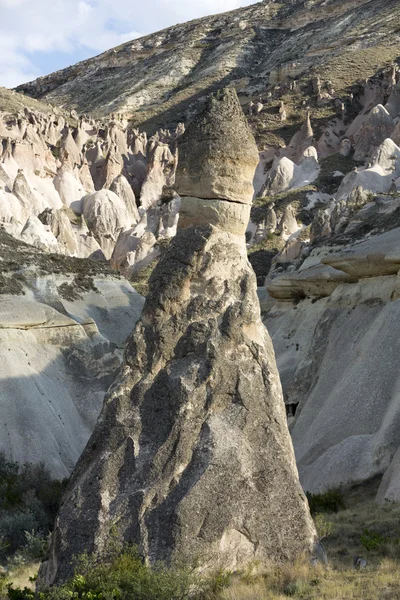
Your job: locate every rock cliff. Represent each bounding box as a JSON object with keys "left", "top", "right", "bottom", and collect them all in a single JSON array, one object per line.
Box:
[{"left": 0, "top": 228, "right": 144, "bottom": 477}]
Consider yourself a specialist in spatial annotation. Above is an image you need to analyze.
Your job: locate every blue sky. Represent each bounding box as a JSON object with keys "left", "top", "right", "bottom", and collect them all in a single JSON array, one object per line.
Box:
[{"left": 0, "top": 0, "right": 257, "bottom": 88}]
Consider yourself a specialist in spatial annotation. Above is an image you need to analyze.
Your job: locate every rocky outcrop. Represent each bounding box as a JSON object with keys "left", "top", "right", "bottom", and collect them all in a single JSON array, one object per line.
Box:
[
  {"left": 353, "top": 105, "right": 394, "bottom": 161},
  {"left": 263, "top": 209, "right": 400, "bottom": 501},
  {"left": 39, "top": 89, "right": 314, "bottom": 587},
  {"left": 16, "top": 0, "right": 400, "bottom": 134},
  {"left": 81, "top": 190, "right": 131, "bottom": 259},
  {"left": 0, "top": 229, "right": 144, "bottom": 478},
  {"left": 0, "top": 94, "right": 183, "bottom": 274}
]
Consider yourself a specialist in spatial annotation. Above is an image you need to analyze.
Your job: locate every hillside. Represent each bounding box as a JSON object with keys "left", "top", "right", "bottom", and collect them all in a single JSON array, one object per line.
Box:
[{"left": 15, "top": 0, "right": 400, "bottom": 135}]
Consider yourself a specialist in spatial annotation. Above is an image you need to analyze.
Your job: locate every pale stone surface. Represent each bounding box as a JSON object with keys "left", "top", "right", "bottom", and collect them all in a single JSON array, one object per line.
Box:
[
  {"left": 336, "top": 138, "right": 400, "bottom": 199},
  {"left": 264, "top": 224, "right": 400, "bottom": 497},
  {"left": 178, "top": 196, "right": 251, "bottom": 235},
  {"left": 322, "top": 228, "right": 400, "bottom": 278},
  {"left": 0, "top": 229, "right": 144, "bottom": 477},
  {"left": 353, "top": 105, "right": 394, "bottom": 161},
  {"left": 0, "top": 293, "right": 132, "bottom": 479},
  {"left": 267, "top": 264, "right": 357, "bottom": 300},
  {"left": 20, "top": 215, "right": 60, "bottom": 253},
  {"left": 81, "top": 189, "right": 131, "bottom": 259}
]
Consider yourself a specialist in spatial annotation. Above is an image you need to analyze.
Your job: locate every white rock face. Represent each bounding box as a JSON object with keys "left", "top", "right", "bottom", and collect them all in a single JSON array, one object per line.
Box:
[
  {"left": 336, "top": 139, "right": 400, "bottom": 199},
  {"left": 20, "top": 215, "right": 60, "bottom": 253},
  {"left": 0, "top": 226, "right": 144, "bottom": 477},
  {"left": 81, "top": 190, "right": 132, "bottom": 259},
  {"left": 353, "top": 105, "right": 394, "bottom": 161},
  {"left": 0, "top": 296, "right": 118, "bottom": 478},
  {"left": 264, "top": 227, "right": 400, "bottom": 500},
  {"left": 0, "top": 103, "right": 184, "bottom": 274},
  {"left": 0, "top": 281, "right": 144, "bottom": 478},
  {"left": 261, "top": 148, "right": 319, "bottom": 197}
]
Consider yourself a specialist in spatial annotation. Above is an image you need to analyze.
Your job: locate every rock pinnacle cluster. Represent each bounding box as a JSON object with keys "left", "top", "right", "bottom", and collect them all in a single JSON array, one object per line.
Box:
[{"left": 39, "top": 89, "right": 315, "bottom": 587}]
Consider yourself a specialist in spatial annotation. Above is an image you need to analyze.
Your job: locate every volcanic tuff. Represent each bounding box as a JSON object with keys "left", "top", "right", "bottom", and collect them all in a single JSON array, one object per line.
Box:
[
  {"left": 38, "top": 89, "right": 315, "bottom": 587},
  {"left": 0, "top": 229, "right": 143, "bottom": 477},
  {"left": 4, "top": 0, "right": 400, "bottom": 508},
  {"left": 16, "top": 0, "right": 400, "bottom": 135}
]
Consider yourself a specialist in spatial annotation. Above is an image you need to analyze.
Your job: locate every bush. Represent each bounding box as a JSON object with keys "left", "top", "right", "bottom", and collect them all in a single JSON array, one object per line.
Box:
[
  {"left": 361, "top": 529, "right": 390, "bottom": 552},
  {"left": 0, "top": 514, "right": 39, "bottom": 556},
  {"left": 306, "top": 489, "right": 345, "bottom": 515},
  {"left": 4, "top": 542, "right": 230, "bottom": 600},
  {"left": 0, "top": 453, "right": 67, "bottom": 561}
]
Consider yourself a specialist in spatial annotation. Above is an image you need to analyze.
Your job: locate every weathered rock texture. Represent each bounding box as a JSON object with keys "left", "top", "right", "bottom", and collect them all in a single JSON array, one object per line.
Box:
[
  {"left": 0, "top": 229, "right": 144, "bottom": 478},
  {"left": 176, "top": 89, "right": 259, "bottom": 204},
  {"left": 0, "top": 87, "right": 181, "bottom": 274},
  {"left": 262, "top": 201, "right": 400, "bottom": 502},
  {"left": 40, "top": 90, "right": 314, "bottom": 586},
  {"left": 16, "top": 0, "right": 400, "bottom": 136}
]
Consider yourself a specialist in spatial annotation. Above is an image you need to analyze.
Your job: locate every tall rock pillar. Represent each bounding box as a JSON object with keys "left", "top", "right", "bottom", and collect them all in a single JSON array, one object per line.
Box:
[{"left": 39, "top": 89, "right": 315, "bottom": 587}]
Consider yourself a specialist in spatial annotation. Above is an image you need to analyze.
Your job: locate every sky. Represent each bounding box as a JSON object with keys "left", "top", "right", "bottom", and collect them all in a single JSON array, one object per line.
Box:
[{"left": 0, "top": 0, "right": 258, "bottom": 89}]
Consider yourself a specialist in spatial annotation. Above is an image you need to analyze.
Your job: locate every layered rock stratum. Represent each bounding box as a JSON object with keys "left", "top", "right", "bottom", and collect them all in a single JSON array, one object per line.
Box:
[
  {"left": 15, "top": 0, "right": 400, "bottom": 138},
  {"left": 38, "top": 89, "right": 315, "bottom": 586}
]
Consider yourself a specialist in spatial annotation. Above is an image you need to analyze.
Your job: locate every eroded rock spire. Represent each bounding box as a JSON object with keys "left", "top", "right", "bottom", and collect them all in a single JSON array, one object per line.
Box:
[{"left": 38, "top": 88, "right": 315, "bottom": 588}]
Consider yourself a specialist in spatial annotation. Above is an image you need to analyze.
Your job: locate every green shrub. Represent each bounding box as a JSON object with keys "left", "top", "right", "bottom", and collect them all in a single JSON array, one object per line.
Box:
[
  {"left": 0, "top": 514, "right": 39, "bottom": 556},
  {"left": 0, "top": 453, "right": 67, "bottom": 561},
  {"left": 314, "top": 514, "right": 334, "bottom": 542},
  {"left": 6, "top": 585, "right": 35, "bottom": 600},
  {"left": 361, "top": 529, "right": 390, "bottom": 552},
  {"left": 13, "top": 541, "right": 230, "bottom": 600},
  {"left": 306, "top": 489, "right": 345, "bottom": 515}
]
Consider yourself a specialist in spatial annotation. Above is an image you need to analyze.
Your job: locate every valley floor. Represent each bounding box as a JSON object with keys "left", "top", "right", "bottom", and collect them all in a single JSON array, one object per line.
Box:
[
  {"left": 3, "top": 481, "right": 400, "bottom": 600},
  {"left": 222, "top": 480, "right": 400, "bottom": 599}
]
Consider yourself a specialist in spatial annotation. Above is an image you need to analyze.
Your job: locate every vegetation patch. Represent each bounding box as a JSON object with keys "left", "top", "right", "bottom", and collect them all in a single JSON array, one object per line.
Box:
[
  {"left": 0, "top": 453, "right": 66, "bottom": 565},
  {"left": 0, "top": 274, "right": 25, "bottom": 296},
  {"left": 129, "top": 238, "right": 171, "bottom": 297},
  {"left": 129, "top": 261, "right": 158, "bottom": 297},
  {"left": 314, "top": 154, "right": 362, "bottom": 195},
  {"left": 0, "top": 229, "right": 115, "bottom": 279},
  {"left": 252, "top": 186, "right": 317, "bottom": 225},
  {"left": 4, "top": 539, "right": 230, "bottom": 600},
  {"left": 306, "top": 489, "right": 345, "bottom": 515},
  {"left": 58, "top": 275, "right": 98, "bottom": 301},
  {"left": 319, "top": 44, "right": 400, "bottom": 93}
]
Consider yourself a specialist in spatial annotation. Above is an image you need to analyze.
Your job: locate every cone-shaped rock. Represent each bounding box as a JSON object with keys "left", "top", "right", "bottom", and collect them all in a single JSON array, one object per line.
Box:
[{"left": 38, "top": 89, "right": 315, "bottom": 588}]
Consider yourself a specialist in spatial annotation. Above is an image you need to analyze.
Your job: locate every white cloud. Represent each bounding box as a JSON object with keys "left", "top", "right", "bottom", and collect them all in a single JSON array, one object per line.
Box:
[{"left": 0, "top": 0, "right": 257, "bottom": 88}]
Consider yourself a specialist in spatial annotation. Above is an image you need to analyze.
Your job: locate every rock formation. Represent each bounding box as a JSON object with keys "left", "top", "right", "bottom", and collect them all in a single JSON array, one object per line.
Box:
[
  {"left": 0, "top": 229, "right": 144, "bottom": 478},
  {"left": 39, "top": 89, "right": 315, "bottom": 587},
  {"left": 0, "top": 90, "right": 182, "bottom": 273},
  {"left": 16, "top": 0, "right": 400, "bottom": 132}
]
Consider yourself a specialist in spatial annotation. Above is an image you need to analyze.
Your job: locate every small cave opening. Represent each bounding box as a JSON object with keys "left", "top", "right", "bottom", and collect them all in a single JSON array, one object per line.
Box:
[{"left": 286, "top": 403, "right": 299, "bottom": 418}]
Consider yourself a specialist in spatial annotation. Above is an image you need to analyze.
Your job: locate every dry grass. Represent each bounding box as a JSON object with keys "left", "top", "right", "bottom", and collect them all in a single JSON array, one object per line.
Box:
[
  {"left": 0, "top": 87, "right": 53, "bottom": 117},
  {"left": 220, "top": 558, "right": 400, "bottom": 599},
  {"left": 219, "top": 483, "right": 400, "bottom": 599},
  {"left": 319, "top": 44, "right": 400, "bottom": 93},
  {"left": 5, "top": 562, "right": 39, "bottom": 590}
]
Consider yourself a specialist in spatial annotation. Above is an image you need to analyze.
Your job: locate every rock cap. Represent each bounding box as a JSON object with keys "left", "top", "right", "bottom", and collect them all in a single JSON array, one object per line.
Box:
[{"left": 175, "top": 88, "right": 259, "bottom": 204}]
